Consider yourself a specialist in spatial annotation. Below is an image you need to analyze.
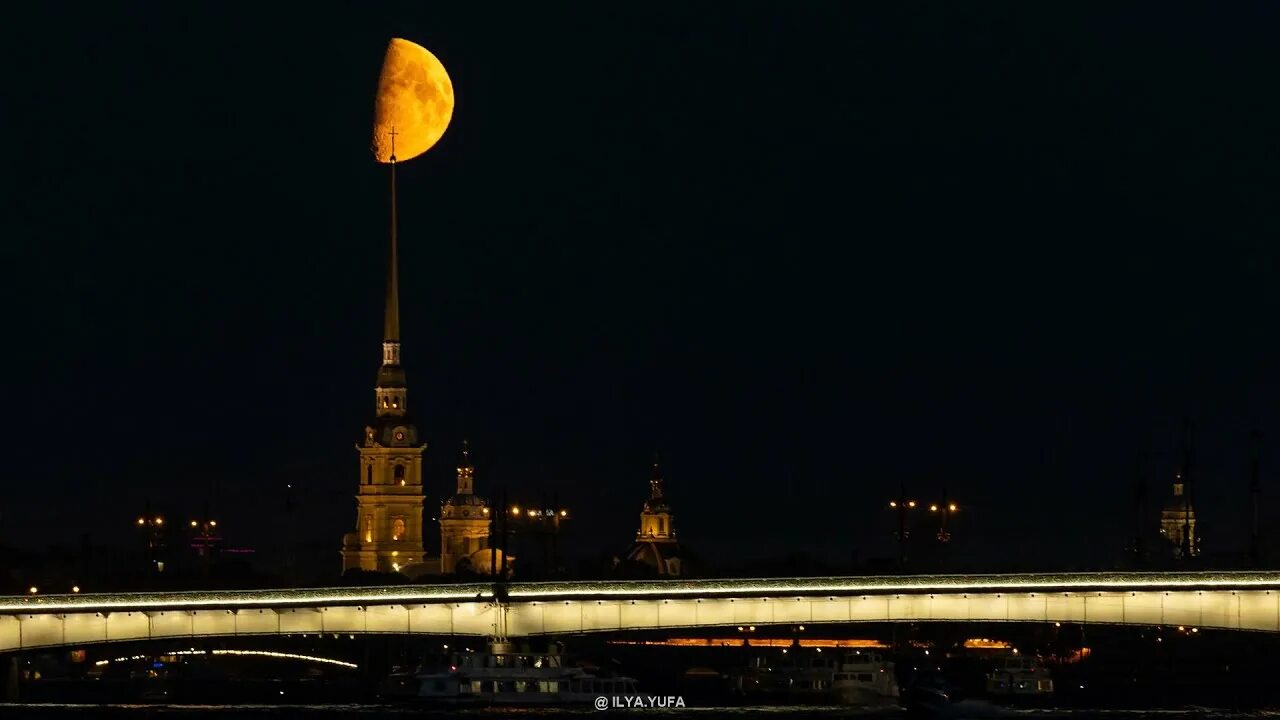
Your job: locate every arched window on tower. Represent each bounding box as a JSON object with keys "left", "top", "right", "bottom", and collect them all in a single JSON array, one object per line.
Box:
[
  {"left": 394, "top": 465, "right": 406, "bottom": 485},
  {"left": 366, "top": 466, "right": 373, "bottom": 485},
  {"left": 392, "top": 517, "right": 406, "bottom": 541},
  {"left": 658, "top": 517, "right": 666, "bottom": 535}
]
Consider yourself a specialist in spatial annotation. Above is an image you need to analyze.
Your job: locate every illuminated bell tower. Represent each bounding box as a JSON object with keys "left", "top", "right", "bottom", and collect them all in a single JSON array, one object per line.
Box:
[
  {"left": 341, "top": 133, "right": 427, "bottom": 575},
  {"left": 637, "top": 461, "right": 675, "bottom": 541},
  {"left": 440, "top": 441, "right": 493, "bottom": 574},
  {"left": 623, "top": 459, "right": 683, "bottom": 576},
  {"left": 1159, "top": 471, "right": 1198, "bottom": 559}
]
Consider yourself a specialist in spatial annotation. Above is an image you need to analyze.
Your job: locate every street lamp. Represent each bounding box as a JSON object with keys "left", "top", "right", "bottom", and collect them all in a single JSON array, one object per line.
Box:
[
  {"left": 889, "top": 484, "right": 916, "bottom": 566},
  {"left": 135, "top": 502, "right": 169, "bottom": 580},
  {"left": 929, "top": 488, "right": 959, "bottom": 543}
]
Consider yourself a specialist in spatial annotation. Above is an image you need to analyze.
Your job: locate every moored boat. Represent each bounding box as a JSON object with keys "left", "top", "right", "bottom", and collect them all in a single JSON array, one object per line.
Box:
[{"left": 380, "top": 640, "right": 638, "bottom": 706}]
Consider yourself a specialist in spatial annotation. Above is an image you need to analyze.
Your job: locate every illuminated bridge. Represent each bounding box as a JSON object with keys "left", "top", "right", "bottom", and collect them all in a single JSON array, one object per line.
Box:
[{"left": 4, "top": 572, "right": 1280, "bottom": 651}]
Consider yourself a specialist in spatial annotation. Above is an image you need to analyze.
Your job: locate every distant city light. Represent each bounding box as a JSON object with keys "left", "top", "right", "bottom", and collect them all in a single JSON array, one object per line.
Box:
[
  {"left": 71, "top": 586, "right": 80, "bottom": 593},
  {"left": 28, "top": 587, "right": 37, "bottom": 594}
]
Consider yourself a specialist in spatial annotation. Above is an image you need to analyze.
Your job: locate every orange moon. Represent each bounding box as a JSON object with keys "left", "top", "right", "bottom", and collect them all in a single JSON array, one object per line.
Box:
[{"left": 372, "top": 38, "right": 454, "bottom": 163}]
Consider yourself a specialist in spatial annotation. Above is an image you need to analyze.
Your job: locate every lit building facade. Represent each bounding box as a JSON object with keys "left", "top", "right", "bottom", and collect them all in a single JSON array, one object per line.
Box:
[
  {"left": 1159, "top": 472, "right": 1199, "bottom": 558},
  {"left": 340, "top": 160, "right": 428, "bottom": 575}
]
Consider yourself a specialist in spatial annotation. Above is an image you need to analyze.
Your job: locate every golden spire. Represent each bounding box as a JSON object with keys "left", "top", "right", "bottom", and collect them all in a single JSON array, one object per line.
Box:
[{"left": 384, "top": 126, "right": 400, "bottom": 344}]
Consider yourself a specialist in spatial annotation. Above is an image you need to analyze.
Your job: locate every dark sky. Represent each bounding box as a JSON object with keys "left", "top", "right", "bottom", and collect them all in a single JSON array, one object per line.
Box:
[{"left": 6, "top": 4, "right": 1280, "bottom": 573}]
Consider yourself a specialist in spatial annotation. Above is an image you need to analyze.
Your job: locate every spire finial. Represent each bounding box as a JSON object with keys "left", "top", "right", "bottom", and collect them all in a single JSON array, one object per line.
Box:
[
  {"left": 456, "top": 439, "right": 474, "bottom": 495},
  {"left": 650, "top": 454, "right": 663, "bottom": 500}
]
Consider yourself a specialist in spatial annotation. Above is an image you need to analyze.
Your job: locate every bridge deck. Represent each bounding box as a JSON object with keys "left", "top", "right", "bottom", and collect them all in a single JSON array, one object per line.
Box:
[{"left": 1, "top": 572, "right": 1278, "bottom": 651}]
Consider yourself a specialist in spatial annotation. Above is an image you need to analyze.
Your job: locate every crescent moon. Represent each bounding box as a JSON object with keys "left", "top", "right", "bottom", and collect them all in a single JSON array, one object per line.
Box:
[{"left": 372, "top": 38, "right": 454, "bottom": 164}]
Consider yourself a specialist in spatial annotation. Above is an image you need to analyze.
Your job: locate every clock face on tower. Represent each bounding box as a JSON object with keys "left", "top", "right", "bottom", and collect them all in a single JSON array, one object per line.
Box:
[{"left": 394, "top": 430, "right": 405, "bottom": 441}]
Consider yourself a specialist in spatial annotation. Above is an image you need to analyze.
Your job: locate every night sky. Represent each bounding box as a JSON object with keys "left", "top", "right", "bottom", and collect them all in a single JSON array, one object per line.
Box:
[{"left": 7, "top": 4, "right": 1280, "bottom": 574}]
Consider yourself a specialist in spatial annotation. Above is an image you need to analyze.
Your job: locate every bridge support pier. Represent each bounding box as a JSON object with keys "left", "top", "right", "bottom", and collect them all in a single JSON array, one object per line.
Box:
[{"left": 2, "top": 655, "right": 17, "bottom": 701}]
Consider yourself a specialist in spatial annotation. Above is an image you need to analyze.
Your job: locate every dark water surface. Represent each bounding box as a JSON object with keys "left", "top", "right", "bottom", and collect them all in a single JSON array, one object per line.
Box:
[{"left": 4, "top": 706, "right": 1280, "bottom": 720}]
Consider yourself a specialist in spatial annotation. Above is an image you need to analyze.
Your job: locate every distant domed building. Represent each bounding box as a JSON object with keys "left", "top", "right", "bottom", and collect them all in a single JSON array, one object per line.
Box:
[
  {"left": 620, "top": 461, "right": 685, "bottom": 577},
  {"left": 440, "top": 442, "right": 506, "bottom": 575}
]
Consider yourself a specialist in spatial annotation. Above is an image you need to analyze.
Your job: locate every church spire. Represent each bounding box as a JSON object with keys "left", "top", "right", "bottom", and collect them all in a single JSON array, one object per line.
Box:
[
  {"left": 456, "top": 439, "right": 474, "bottom": 495},
  {"left": 374, "top": 127, "right": 408, "bottom": 418},
  {"left": 650, "top": 453, "right": 664, "bottom": 500},
  {"left": 384, "top": 126, "right": 400, "bottom": 344}
]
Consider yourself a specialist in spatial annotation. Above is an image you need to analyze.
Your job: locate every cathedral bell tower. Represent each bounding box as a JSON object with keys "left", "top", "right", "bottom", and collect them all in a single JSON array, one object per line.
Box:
[
  {"left": 1160, "top": 471, "right": 1199, "bottom": 559},
  {"left": 341, "top": 135, "right": 428, "bottom": 575},
  {"left": 440, "top": 441, "right": 494, "bottom": 574},
  {"left": 622, "top": 458, "right": 685, "bottom": 576}
]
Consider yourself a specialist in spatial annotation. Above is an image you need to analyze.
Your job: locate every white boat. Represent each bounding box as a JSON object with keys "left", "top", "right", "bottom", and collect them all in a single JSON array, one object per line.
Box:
[
  {"left": 381, "top": 640, "right": 639, "bottom": 706},
  {"left": 734, "top": 649, "right": 899, "bottom": 706},
  {"left": 830, "top": 650, "right": 900, "bottom": 705},
  {"left": 984, "top": 653, "right": 1053, "bottom": 699}
]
